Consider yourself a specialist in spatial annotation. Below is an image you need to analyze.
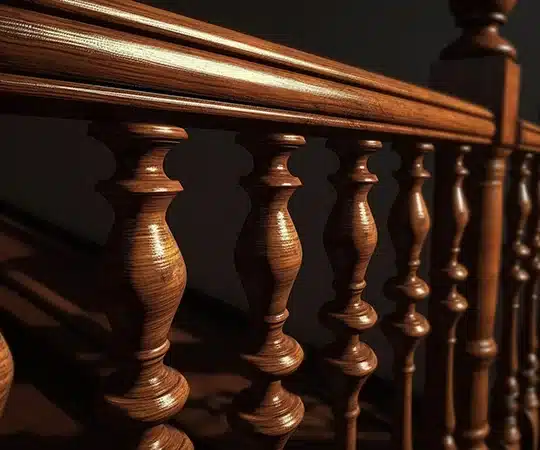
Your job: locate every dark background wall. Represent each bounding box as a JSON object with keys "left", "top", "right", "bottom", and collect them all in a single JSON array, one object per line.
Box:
[{"left": 1, "top": 0, "right": 539, "bottom": 386}]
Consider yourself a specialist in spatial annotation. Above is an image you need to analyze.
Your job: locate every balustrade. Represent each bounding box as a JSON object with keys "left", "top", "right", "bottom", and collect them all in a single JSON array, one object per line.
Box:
[{"left": 0, "top": 0, "right": 538, "bottom": 449}]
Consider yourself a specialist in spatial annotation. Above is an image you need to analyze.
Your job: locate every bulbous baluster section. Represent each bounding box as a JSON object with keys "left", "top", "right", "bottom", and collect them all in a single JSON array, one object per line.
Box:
[
  {"left": 229, "top": 133, "right": 305, "bottom": 450},
  {"left": 89, "top": 122, "right": 193, "bottom": 450},
  {"left": 0, "top": 333, "right": 13, "bottom": 416},
  {"left": 319, "top": 139, "right": 380, "bottom": 450},
  {"left": 442, "top": 0, "right": 517, "bottom": 60},
  {"left": 520, "top": 154, "right": 540, "bottom": 449},
  {"left": 492, "top": 151, "right": 532, "bottom": 450},
  {"left": 383, "top": 141, "right": 433, "bottom": 450},
  {"left": 425, "top": 144, "right": 471, "bottom": 450}
]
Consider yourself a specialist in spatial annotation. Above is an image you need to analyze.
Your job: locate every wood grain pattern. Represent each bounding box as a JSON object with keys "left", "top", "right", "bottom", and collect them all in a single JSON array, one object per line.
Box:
[
  {"left": 0, "top": 73, "right": 495, "bottom": 144},
  {"left": 0, "top": 6, "right": 496, "bottom": 140},
  {"left": 20, "top": 0, "right": 491, "bottom": 119},
  {"left": 520, "top": 121, "right": 540, "bottom": 152},
  {"left": 230, "top": 133, "right": 305, "bottom": 450},
  {"left": 492, "top": 151, "right": 532, "bottom": 450},
  {"left": 383, "top": 141, "right": 432, "bottom": 450},
  {"left": 425, "top": 144, "right": 470, "bottom": 450},
  {"left": 441, "top": 0, "right": 517, "bottom": 60},
  {"left": 455, "top": 146, "right": 509, "bottom": 450},
  {"left": 520, "top": 154, "right": 540, "bottom": 449},
  {"left": 319, "top": 139, "right": 380, "bottom": 450},
  {"left": 88, "top": 122, "right": 193, "bottom": 450},
  {"left": 0, "top": 332, "right": 13, "bottom": 416}
]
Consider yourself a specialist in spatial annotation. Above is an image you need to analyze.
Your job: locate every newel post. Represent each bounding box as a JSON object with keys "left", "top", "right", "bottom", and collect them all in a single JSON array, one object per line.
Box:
[{"left": 430, "top": 1, "right": 520, "bottom": 450}]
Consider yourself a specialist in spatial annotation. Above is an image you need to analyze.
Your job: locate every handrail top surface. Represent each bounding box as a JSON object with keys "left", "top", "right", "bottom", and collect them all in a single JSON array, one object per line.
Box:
[{"left": 21, "top": 0, "right": 491, "bottom": 120}]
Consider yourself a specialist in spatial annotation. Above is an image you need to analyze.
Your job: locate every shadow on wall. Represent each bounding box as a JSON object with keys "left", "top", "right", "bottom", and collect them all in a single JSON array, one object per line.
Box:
[{"left": 2, "top": 0, "right": 540, "bottom": 388}]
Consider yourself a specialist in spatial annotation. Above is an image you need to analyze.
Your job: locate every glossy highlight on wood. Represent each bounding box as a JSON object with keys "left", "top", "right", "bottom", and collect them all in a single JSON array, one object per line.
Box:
[
  {"left": 520, "top": 154, "right": 540, "bottom": 449},
  {"left": 88, "top": 122, "right": 193, "bottom": 450},
  {"left": 492, "top": 151, "right": 532, "bottom": 450},
  {"left": 0, "top": 6, "right": 496, "bottom": 140},
  {"left": 383, "top": 141, "right": 432, "bottom": 450},
  {"left": 319, "top": 139, "right": 380, "bottom": 450},
  {"left": 0, "top": 332, "right": 13, "bottom": 416},
  {"left": 230, "top": 133, "right": 305, "bottom": 449},
  {"left": 425, "top": 144, "right": 470, "bottom": 450},
  {"left": 20, "top": 0, "right": 494, "bottom": 117}
]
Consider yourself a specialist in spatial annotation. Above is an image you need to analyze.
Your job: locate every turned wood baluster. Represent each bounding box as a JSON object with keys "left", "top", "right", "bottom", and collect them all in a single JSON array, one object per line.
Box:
[
  {"left": 0, "top": 333, "right": 13, "bottom": 416},
  {"left": 319, "top": 139, "right": 380, "bottom": 450},
  {"left": 425, "top": 144, "right": 471, "bottom": 450},
  {"left": 229, "top": 133, "right": 305, "bottom": 450},
  {"left": 492, "top": 152, "right": 532, "bottom": 450},
  {"left": 520, "top": 154, "right": 540, "bottom": 450},
  {"left": 383, "top": 141, "right": 432, "bottom": 450},
  {"left": 89, "top": 123, "right": 193, "bottom": 450}
]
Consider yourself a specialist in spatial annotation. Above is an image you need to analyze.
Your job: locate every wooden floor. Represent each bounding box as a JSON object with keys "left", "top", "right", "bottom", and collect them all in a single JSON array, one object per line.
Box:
[{"left": 0, "top": 209, "right": 392, "bottom": 449}]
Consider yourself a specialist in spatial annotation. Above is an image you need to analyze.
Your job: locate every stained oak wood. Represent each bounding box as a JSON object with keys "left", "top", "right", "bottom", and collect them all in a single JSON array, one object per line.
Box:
[
  {"left": 18, "top": 0, "right": 492, "bottom": 119},
  {"left": 0, "top": 210, "right": 393, "bottom": 450},
  {"left": 0, "top": 74, "right": 495, "bottom": 144},
  {"left": 520, "top": 121, "right": 540, "bottom": 153},
  {"left": 319, "top": 139, "right": 380, "bottom": 450},
  {"left": 230, "top": 133, "right": 305, "bottom": 450},
  {"left": 0, "top": 6, "right": 495, "bottom": 140},
  {"left": 431, "top": 3, "right": 520, "bottom": 449},
  {"left": 455, "top": 146, "right": 509, "bottom": 450},
  {"left": 383, "top": 141, "right": 432, "bottom": 450},
  {"left": 520, "top": 154, "right": 540, "bottom": 449},
  {"left": 88, "top": 122, "right": 193, "bottom": 450},
  {"left": 425, "top": 144, "right": 470, "bottom": 450},
  {"left": 492, "top": 151, "right": 532, "bottom": 450},
  {"left": 0, "top": 332, "right": 13, "bottom": 417}
]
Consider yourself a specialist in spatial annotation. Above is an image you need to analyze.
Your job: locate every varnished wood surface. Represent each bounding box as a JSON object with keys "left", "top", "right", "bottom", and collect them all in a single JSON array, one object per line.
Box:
[
  {"left": 425, "top": 144, "right": 470, "bottom": 450},
  {"left": 0, "top": 211, "right": 392, "bottom": 450},
  {"left": 0, "top": 6, "right": 496, "bottom": 140},
  {"left": 432, "top": 4, "right": 519, "bottom": 449},
  {"left": 320, "top": 139, "right": 379, "bottom": 450},
  {"left": 492, "top": 152, "right": 532, "bottom": 450},
  {"left": 17, "top": 0, "right": 491, "bottom": 120},
  {"left": 455, "top": 146, "right": 509, "bottom": 450},
  {"left": 231, "top": 133, "right": 305, "bottom": 449},
  {"left": 520, "top": 121, "right": 540, "bottom": 152},
  {"left": 0, "top": 73, "right": 495, "bottom": 144},
  {"left": 0, "top": 332, "right": 13, "bottom": 417},
  {"left": 520, "top": 154, "right": 540, "bottom": 449},
  {"left": 383, "top": 141, "right": 432, "bottom": 450},
  {"left": 89, "top": 123, "right": 193, "bottom": 450}
]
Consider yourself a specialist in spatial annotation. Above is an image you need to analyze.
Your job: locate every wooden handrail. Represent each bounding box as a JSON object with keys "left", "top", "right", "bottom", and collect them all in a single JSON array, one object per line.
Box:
[
  {"left": 19, "top": 0, "right": 491, "bottom": 118},
  {"left": 520, "top": 120, "right": 540, "bottom": 151},
  {"left": 0, "top": 73, "right": 493, "bottom": 143},
  {"left": 0, "top": 5, "right": 495, "bottom": 142}
]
